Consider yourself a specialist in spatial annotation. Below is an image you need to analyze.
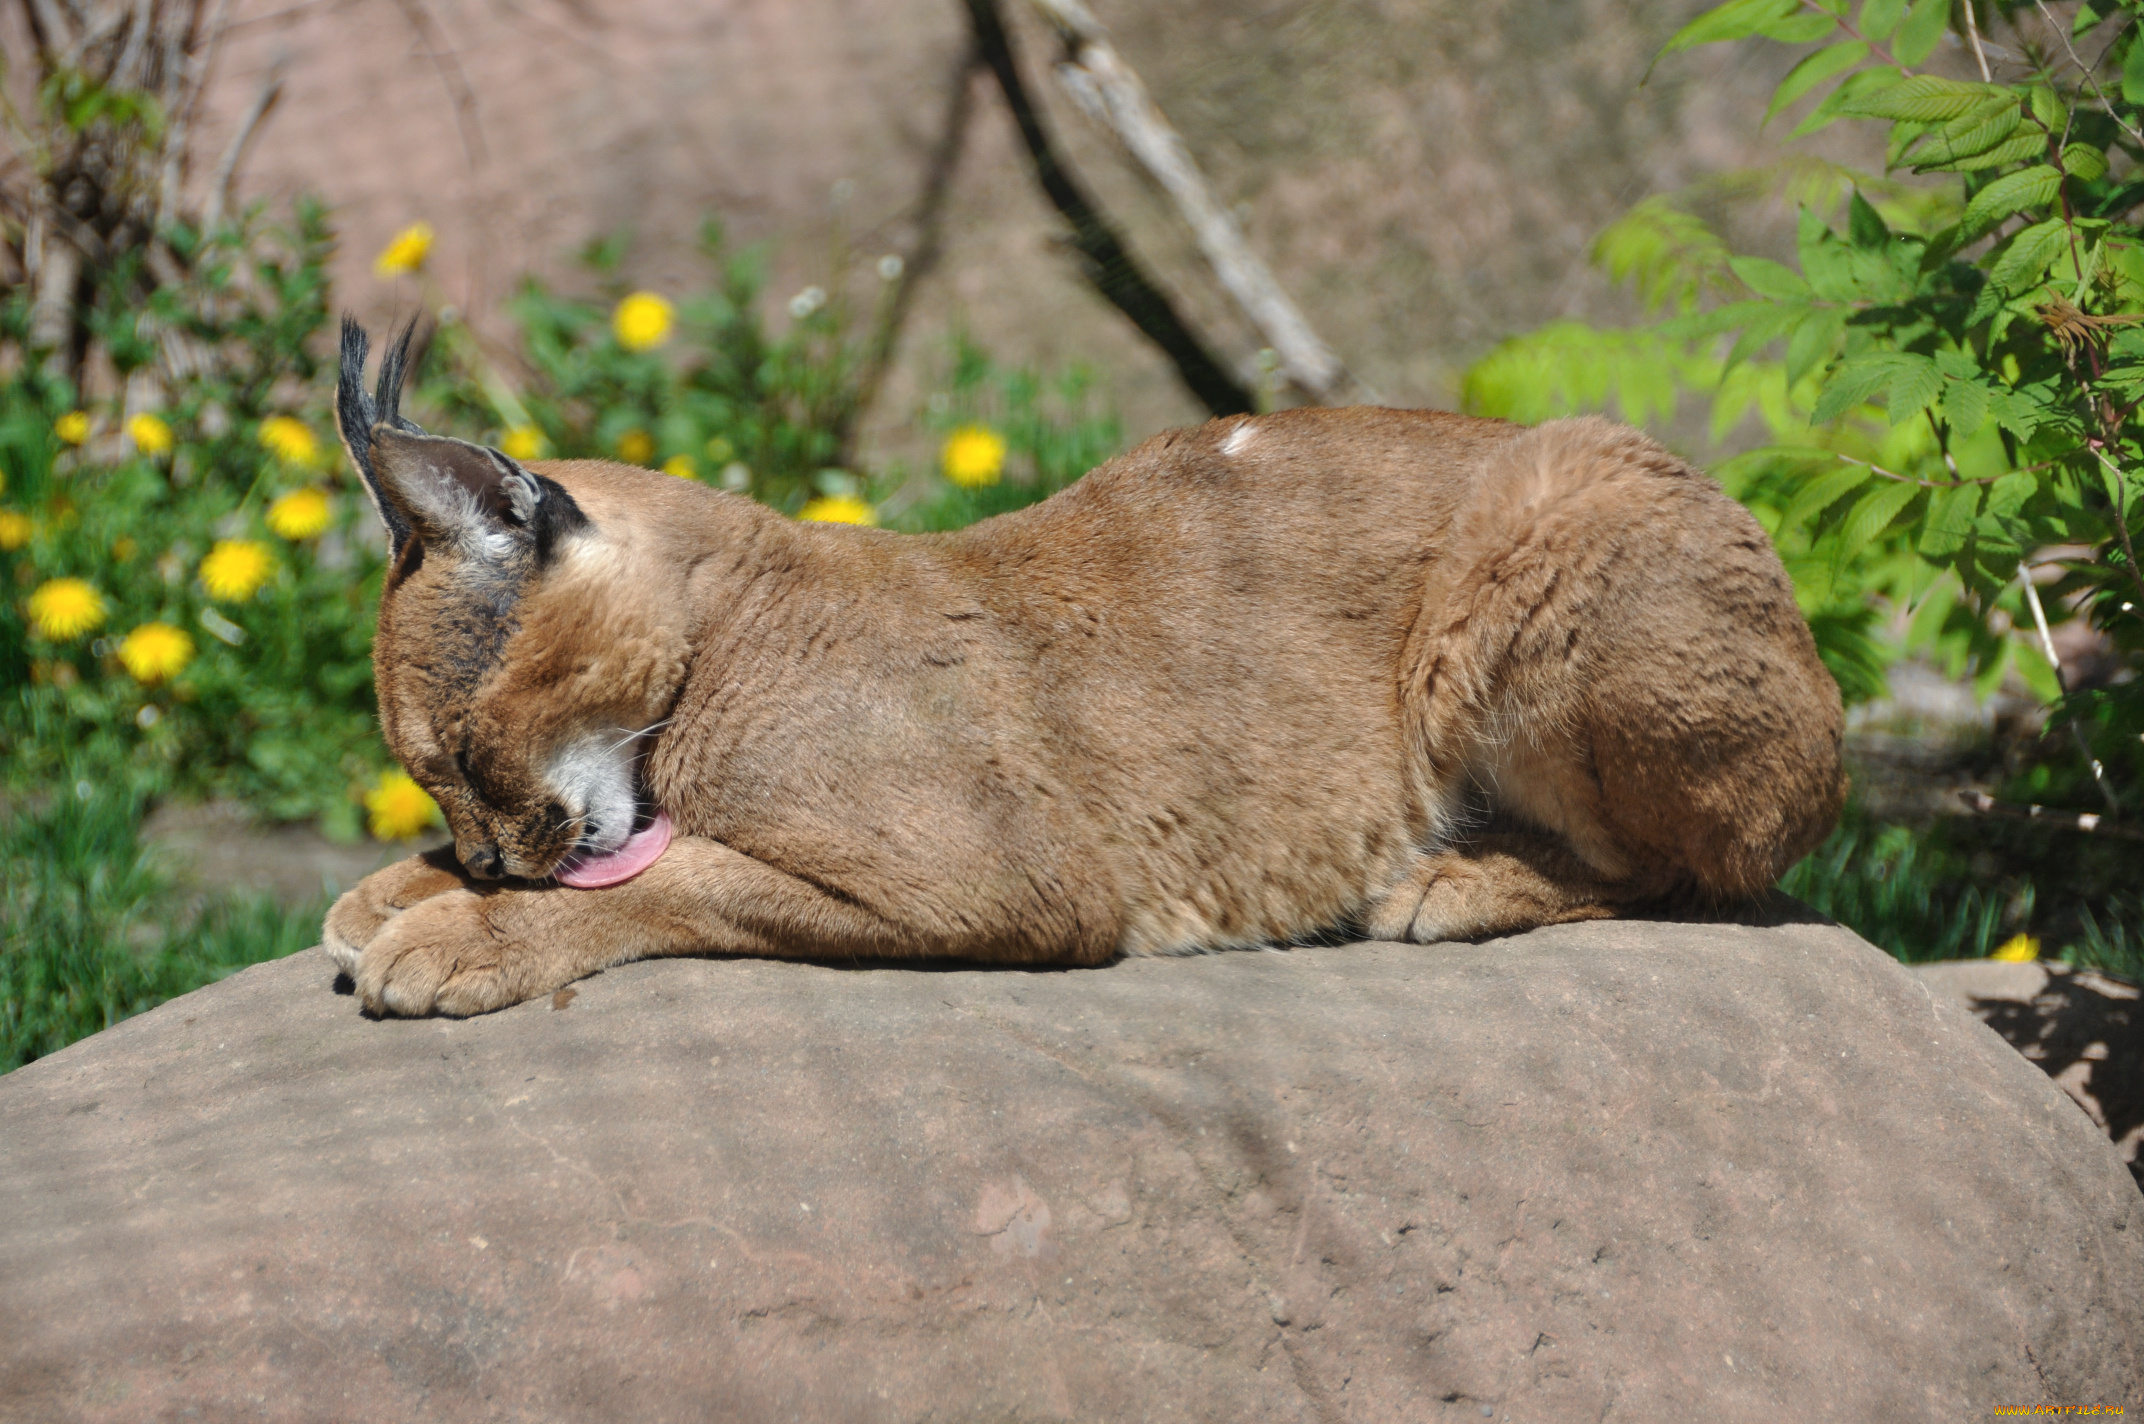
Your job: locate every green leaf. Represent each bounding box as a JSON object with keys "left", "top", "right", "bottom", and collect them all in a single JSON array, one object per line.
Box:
[
  {"left": 1812, "top": 351, "right": 1926, "bottom": 424},
  {"left": 1893, "top": 0, "right": 1952, "bottom": 66},
  {"left": 1985, "top": 384, "right": 2055, "bottom": 441},
  {"left": 1786, "top": 306, "right": 1848, "bottom": 386},
  {"left": 1918, "top": 481, "right": 1982, "bottom": 557},
  {"left": 1885, "top": 354, "right": 1943, "bottom": 423},
  {"left": 1767, "top": 41, "right": 1870, "bottom": 123},
  {"left": 1798, "top": 208, "right": 1859, "bottom": 301},
  {"left": 1907, "top": 98, "right": 2019, "bottom": 168},
  {"left": 2061, "top": 142, "right": 2110, "bottom": 182},
  {"left": 1940, "top": 374, "right": 1989, "bottom": 436},
  {"left": 2073, "top": 1, "right": 2104, "bottom": 38},
  {"left": 1959, "top": 165, "right": 2063, "bottom": 241},
  {"left": 1923, "top": 132, "right": 2047, "bottom": 175},
  {"left": 1725, "top": 301, "right": 1809, "bottom": 369},
  {"left": 1661, "top": 0, "right": 1801, "bottom": 53},
  {"left": 2125, "top": 31, "right": 2144, "bottom": 106},
  {"left": 1847, "top": 191, "right": 1892, "bottom": 249},
  {"left": 2028, "top": 86, "right": 2065, "bottom": 133},
  {"left": 1861, "top": 0, "right": 1907, "bottom": 40},
  {"left": 1784, "top": 461, "right": 1876, "bottom": 530},
  {"left": 1837, "top": 478, "right": 1922, "bottom": 555},
  {"left": 1728, "top": 255, "right": 1813, "bottom": 301},
  {"left": 1760, "top": 13, "right": 1845, "bottom": 42},
  {"left": 1985, "top": 468, "right": 2039, "bottom": 518},
  {"left": 1841, "top": 74, "right": 2000, "bottom": 121},
  {"left": 1984, "top": 217, "right": 2072, "bottom": 297},
  {"left": 1793, "top": 66, "right": 1904, "bottom": 137}
]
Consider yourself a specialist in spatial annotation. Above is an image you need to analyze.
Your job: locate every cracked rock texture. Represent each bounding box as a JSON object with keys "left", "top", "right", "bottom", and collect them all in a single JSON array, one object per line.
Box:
[{"left": 3, "top": 913, "right": 2140, "bottom": 1422}]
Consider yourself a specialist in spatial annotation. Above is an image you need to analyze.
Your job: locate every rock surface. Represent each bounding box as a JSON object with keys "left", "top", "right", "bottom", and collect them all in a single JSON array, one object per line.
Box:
[
  {"left": 1911, "top": 958, "right": 2142, "bottom": 1189},
  {"left": 3, "top": 911, "right": 2139, "bottom": 1423}
]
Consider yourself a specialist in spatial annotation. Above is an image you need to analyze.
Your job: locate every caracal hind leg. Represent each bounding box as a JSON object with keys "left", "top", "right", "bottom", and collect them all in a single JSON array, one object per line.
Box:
[
  {"left": 322, "top": 848, "right": 469, "bottom": 977},
  {"left": 1362, "top": 832, "right": 1646, "bottom": 944}
]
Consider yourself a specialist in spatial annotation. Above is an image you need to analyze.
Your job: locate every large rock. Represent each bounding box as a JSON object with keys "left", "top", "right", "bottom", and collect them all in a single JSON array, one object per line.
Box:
[{"left": 3, "top": 911, "right": 2138, "bottom": 1422}]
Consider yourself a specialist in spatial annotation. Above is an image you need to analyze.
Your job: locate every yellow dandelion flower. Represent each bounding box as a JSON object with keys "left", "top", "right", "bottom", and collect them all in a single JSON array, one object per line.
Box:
[
  {"left": 1991, "top": 933, "right": 2041, "bottom": 963},
  {"left": 27, "top": 577, "right": 106, "bottom": 640},
  {"left": 266, "top": 487, "right": 333, "bottom": 540},
  {"left": 126, "top": 413, "right": 174, "bottom": 456},
  {"left": 616, "top": 428, "right": 655, "bottom": 465},
  {"left": 500, "top": 425, "right": 544, "bottom": 461},
  {"left": 661, "top": 453, "right": 697, "bottom": 479},
  {"left": 613, "top": 292, "right": 675, "bottom": 351},
  {"left": 199, "top": 540, "right": 276, "bottom": 602},
  {"left": 365, "top": 769, "right": 442, "bottom": 841},
  {"left": 374, "top": 221, "right": 435, "bottom": 277},
  {"left": 258, "top": 416, "right": 319, "bottom": 465},
  {"left": 54, "top": 411, "right": 91, "bottom": 445},
  {"left": 118, "top": 622, "right": 193, "bottom": 684},
  {"left": 941, "top": 426, "right": 1007, "bottom": 489},
  {"left": 799, "top": 494, "right": 877, "bottom": 526},
  {"left": 0, "top": 510, "right": 30, "bottom": 551}
]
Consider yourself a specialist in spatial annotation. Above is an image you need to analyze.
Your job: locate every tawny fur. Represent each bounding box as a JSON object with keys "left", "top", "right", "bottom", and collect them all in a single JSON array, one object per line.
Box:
[{"left": 324, "top": 403, "right": 1845, "bottom": 1017}]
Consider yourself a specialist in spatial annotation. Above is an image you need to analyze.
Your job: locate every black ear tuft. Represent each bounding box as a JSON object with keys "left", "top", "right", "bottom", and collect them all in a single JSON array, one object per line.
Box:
[
  {"left": 374, "top": 318, "right": 427, "bottom": 435},
  {"left": 335, "top": 315, "right": 584, "bottom": 564},
  {"left": 337, "top": 316, "right": 412, "bottom": 557}
]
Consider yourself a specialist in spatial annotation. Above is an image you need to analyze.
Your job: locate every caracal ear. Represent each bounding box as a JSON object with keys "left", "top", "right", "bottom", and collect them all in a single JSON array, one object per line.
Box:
[{"left": 335, "top": 315, "right": 586, "bottom": 563}]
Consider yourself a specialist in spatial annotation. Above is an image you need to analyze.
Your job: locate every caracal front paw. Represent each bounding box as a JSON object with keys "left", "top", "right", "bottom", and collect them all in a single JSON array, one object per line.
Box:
[
  {"left": 322, "top": 849, "right": 469, "bottom": 978},
  {"left": 346, "top": 887, "right": 575, "bottom": 1017}
]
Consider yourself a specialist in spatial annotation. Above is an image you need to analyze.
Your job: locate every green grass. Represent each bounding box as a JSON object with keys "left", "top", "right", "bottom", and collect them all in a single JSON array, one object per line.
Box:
[
  {"left": 2, "top": 782, "right": 325, "bottom": 1071},
  {"left": 1781, "top": 800, "right": 2140, "bottom": 981},
  {"left": 1780, "top": 803, "right": 2018, "bottom": 964}
]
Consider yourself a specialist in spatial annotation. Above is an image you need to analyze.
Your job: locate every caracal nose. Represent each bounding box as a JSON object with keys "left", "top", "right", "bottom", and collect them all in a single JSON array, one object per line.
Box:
[{"left": 459, "top": 841, "right": 504, "bottom": 880}]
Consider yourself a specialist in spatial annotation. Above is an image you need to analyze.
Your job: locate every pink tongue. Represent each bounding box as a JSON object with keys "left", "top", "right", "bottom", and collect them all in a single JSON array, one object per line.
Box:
[{"left": 556, "top": 810, "right": 673, "bottom": 888}]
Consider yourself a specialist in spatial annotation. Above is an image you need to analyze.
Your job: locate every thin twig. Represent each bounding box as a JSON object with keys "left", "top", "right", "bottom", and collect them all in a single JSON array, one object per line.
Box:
[
  {"left": 1838, "top": 451, "right": 2004, "bottom": 488},
  {"left": 390, "top": 0, "right": 488, "bottom": 175},
  {"left": 2018, "top": 560, "right": 2122, "bottom": 814},
  {"left": 1963, "top": 0, "right": 1993, "bottom": 81},
  {"left": 1959, "top": 789, "right": 2144, "bottom": 838},
  {"left": 1793, "top": 0, "right": 1918, "bottom": 77},
  {"left": 160, "top": 0, "right": 236, "bottom": 229},
  {"left": 2034, "top": 0, "right": 2144, "bottom": 151},
  {"left": 962, "top": 0, "right": 1252, "bottom": 416},
  {"left": 839, "top": 38, "right": 983, "bottom": 467},
  {"left": 203, "top": 56, "right": 285, "bottom": 232},
  {"left": 1028, "top": 0, "right": 1366, "bottom": 405},
  {"left": 2087, "top": 445, "right": 2144, "bottom": 604}
]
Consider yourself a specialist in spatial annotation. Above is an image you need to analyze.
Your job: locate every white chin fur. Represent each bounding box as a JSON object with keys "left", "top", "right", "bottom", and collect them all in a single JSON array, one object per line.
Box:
[{"left": 543, "top": 733, "right": 642, "bottom": 855}]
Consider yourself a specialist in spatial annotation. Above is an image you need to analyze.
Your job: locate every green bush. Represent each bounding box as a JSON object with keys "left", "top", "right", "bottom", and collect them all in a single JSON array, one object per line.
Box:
[
  {"left": 0, "top": 205, "right": 389, "bottom": 830},
  {"left": 1466, "top": 0, "right": 2144, "bottom": 819},
  {"left": 1462, "top": 0, "right": 2144, "bottom": 975}
]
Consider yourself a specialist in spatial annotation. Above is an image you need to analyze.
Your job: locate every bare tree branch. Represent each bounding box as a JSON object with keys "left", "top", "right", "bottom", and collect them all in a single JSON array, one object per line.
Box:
[
  {"left": 202, "top": 53, "right": 284, "bottom": 231},
  {"left": 1028, "top": 0, "right": 1367, "bottom": 405},
  {"left": 963, "top": 0, "right": 1253, "bottom": 417},
  {"left": 390, "top": 0, "right": 488, "bottom": 176},
  {"left": 839, "top": 37, "right": 984, "bottom": 468},
  {"left": 1959, "top": 790, "right": 2143, "bottom": 840}
]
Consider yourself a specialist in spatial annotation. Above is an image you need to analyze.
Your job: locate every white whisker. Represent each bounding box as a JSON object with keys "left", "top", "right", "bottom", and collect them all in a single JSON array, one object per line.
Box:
[{"left": 604, "top": 717, "right": 674, "bottom": 756}]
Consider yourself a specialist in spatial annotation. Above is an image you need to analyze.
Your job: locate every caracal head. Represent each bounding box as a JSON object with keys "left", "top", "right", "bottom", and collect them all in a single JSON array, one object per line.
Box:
[{"left": 336, "top": 318, "right": 686, "bottom": 882}]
